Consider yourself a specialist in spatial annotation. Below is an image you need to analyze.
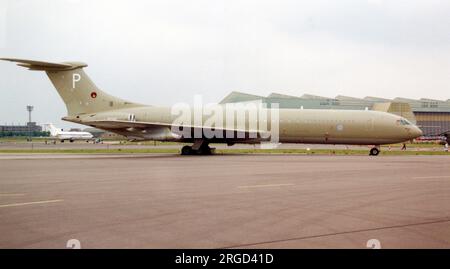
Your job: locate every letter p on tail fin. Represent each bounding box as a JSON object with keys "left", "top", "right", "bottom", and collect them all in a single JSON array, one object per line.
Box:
[{"left": 0, "top": 58, "right": 141, "bottom": 117}]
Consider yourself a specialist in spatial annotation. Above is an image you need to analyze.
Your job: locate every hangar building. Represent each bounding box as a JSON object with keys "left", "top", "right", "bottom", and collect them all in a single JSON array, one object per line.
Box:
[{"left": 220, "top": 92, "right": 450, "bottom": 137}]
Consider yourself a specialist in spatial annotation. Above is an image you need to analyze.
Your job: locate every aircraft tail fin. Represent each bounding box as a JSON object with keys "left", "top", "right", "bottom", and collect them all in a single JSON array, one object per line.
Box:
[
  {"left": 1, "top": 58, "right": 142, "bottom": 117},
  {"left": 42, "top": 123, "right": 61, "bottom": 137}
]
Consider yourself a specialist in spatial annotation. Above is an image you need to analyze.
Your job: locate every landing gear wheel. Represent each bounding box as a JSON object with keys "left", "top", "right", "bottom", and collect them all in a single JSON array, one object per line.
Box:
[
  {"left": 181, "top": 146, "right": 193, "bottom": 155},
  {"left": 181, "top": 140, "right": 215, "bottom": 155},
  {"left": 369, "top": 147, "right": 380, "bottom": 156},
  {"left": 198, "top": 145, "right": 213, "bottom": 155}
]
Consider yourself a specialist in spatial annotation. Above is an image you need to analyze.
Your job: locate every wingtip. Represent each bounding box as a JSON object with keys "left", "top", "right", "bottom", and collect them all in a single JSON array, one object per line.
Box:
[{"left": 0, "top": 57, "right": 15, "bottom": 62}]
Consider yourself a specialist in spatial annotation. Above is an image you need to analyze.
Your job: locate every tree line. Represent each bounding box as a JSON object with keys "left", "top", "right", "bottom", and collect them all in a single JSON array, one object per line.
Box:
[{"left": 0, "top": 131, "right": 50, "bottom": 137}]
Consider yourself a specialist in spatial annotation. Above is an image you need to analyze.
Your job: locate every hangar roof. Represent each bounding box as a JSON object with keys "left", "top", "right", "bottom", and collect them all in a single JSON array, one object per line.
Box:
[{"left": 220, "top": 91, "right": 450, "bottom": 112}]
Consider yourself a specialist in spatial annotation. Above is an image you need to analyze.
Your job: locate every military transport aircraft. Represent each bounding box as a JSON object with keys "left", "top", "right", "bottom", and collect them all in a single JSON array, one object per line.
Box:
[{"left": 1, "top": 58, "right": 422, "bottom": 155}]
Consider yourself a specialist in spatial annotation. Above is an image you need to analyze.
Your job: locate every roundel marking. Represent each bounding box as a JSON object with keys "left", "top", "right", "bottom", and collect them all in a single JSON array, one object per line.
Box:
[
  {"left": 336, "top": 124, "right": 344, "bottom": 131},
  {"left": 90, "top": 92, "right": 97, "bottom": 98}
]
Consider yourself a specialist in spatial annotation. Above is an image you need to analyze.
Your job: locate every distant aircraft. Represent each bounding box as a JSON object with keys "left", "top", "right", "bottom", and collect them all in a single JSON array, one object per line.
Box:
[
  {"left": 1, "top": 58, "right": 423, "bottom": 155},
  {"left": 43, "top": 123, "right": 94, "bottom": 143}
]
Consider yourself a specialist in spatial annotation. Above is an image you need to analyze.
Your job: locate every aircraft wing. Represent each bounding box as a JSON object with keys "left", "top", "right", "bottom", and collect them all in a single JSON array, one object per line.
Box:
[{"left": 82, "top": 120, "right": 268, "bottom": 140}]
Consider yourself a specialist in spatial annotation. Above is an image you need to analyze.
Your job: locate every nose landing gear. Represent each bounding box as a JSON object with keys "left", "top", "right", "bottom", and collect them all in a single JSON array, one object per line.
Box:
[{"left": 369, "top": 147, "right": 380, "bottom": 156}]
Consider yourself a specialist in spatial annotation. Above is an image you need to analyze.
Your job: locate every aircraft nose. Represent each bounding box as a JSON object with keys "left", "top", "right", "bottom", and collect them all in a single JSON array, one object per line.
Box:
[{"left": 410, "top": 126, "right": 423, "bottom": 139}]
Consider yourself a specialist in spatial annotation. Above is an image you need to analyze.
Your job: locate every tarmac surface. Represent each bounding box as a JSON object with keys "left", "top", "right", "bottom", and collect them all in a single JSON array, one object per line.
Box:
[
  {"left": 0, "top": 140, "right": 433, "bottom": 151},
  {"left": 1, "top": 153, "right": 450, "bottom": 248}
]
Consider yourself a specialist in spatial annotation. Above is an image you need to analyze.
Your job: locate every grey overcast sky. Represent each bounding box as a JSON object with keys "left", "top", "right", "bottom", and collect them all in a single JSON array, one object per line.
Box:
[{"left": 1, "top": 0, "right": 450, "bottom": 128}]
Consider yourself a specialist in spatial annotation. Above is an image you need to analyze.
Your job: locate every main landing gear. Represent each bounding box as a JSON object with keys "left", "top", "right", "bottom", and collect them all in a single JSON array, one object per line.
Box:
[
  {"left": 369, "top": 146, "right": 380, "bottom": 156},
  {"left": 181, "top": 140, "right": 215, "bottom": 155}
]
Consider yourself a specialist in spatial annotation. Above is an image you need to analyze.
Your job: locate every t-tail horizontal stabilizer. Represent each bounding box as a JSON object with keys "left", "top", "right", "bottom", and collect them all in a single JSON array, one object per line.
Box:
[
  {"left": 0, "top": 58, "right": 87, "bottom": 71},
  {"left": 0, "top": 57, "right": 141, "bottom": 116}
]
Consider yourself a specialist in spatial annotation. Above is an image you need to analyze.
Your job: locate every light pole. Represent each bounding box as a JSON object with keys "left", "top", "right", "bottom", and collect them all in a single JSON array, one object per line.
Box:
[{"left": 26, "top": 105, "right": 33, "bottom": 142}]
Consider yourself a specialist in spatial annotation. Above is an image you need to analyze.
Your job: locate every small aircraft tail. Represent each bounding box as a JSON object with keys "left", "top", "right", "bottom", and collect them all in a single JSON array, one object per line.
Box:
[
  {"left": 0, "top": 58, "right": 141, "bottom": 117},
  {"left": 42, "top": 123, "right": 61, "bottom": 137}
]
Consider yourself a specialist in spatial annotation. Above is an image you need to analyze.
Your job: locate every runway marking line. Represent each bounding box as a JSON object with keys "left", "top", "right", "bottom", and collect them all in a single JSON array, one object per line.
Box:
[
  {"left": 238, "top": 183, "right": 295, "bottom": 189},
  {"left": 0, "top": 199, "right": 63, "bottom": 208},
  {"left": 221, "top": 218, "right": 450, "bottom": 249},
  {"left": 0, "top": 193, "right": 26, "bottom": 197},
  {"left": 413, "top": 175, "right": 450, "bottom": 179}
]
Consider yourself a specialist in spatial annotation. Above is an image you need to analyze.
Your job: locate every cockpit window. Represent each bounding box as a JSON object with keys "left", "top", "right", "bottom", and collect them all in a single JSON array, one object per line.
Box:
[{"left": 397, "top": 119, "right": 411, "bottom": 125}]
